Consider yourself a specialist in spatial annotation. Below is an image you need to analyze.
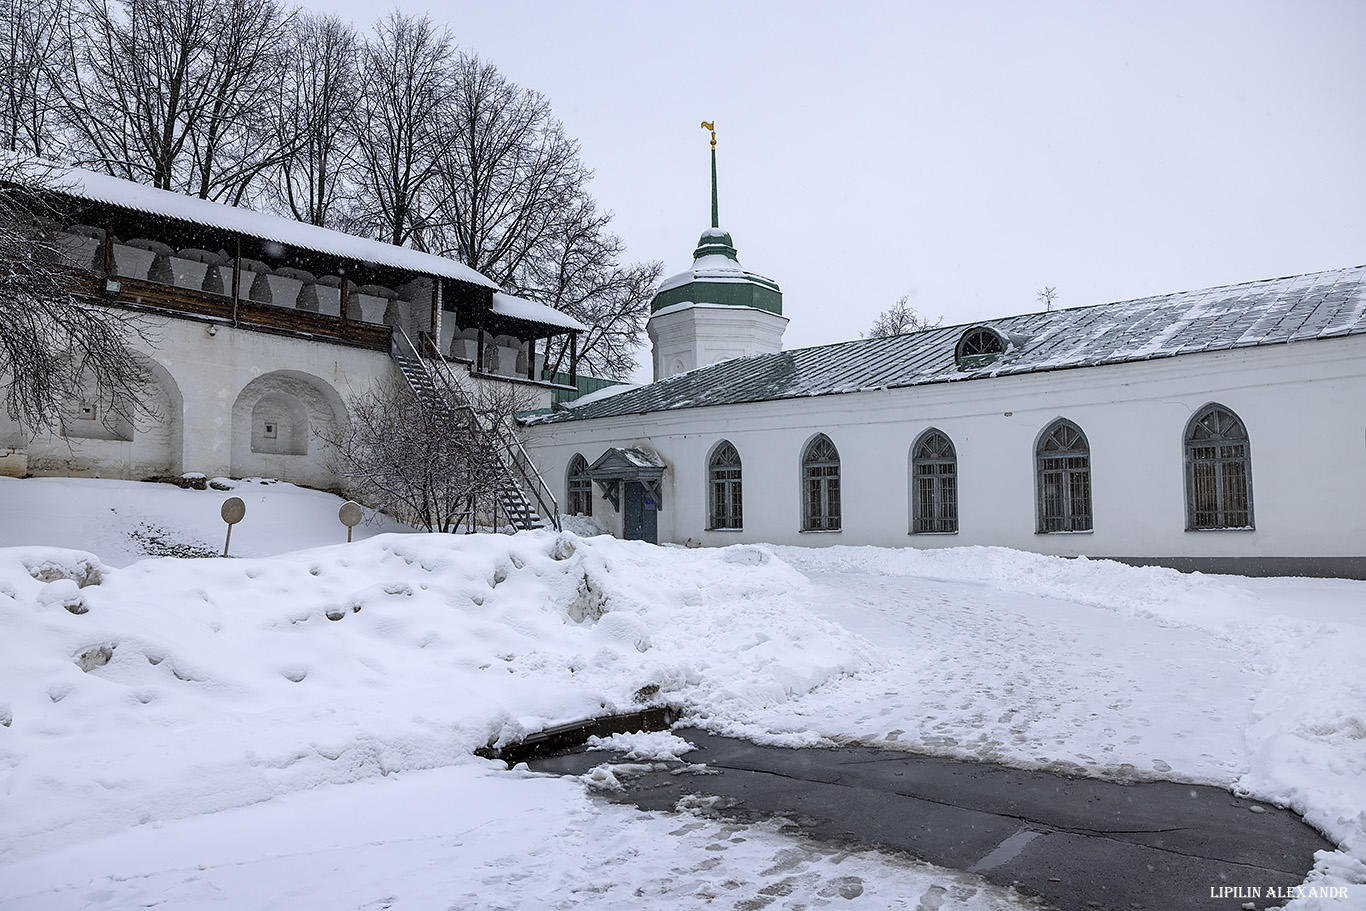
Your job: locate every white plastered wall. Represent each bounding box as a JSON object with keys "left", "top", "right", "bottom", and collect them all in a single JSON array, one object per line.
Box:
[
  {"left": 9, "top": 312, "right": 554, "bottom": 487},
  {"left": 646, "top": 303, "right": 788, "bottom": 381},
  {"left": 523, "top": 335, "right": 1366, "bottom": 562}
]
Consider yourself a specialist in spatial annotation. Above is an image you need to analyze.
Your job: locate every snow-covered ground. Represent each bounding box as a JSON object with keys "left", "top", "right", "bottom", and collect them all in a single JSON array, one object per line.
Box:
[{"left": 0, "top": 478, "right": 1362, "bottom": 909}]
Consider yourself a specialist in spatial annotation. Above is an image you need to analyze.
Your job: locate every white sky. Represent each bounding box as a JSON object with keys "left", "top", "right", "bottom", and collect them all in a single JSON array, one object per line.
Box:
[{"left": 298, "top": 0, "right": 1366, "bottom": 374}]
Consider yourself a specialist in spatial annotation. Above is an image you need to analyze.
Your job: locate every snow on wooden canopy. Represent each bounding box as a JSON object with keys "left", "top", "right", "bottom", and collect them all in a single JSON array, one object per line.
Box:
[{"left": 13, "top": 159, "right": 499, "bottom": 289}]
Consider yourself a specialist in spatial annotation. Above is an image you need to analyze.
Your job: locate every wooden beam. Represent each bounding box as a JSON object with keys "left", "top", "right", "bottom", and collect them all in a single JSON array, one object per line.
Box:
[
  {"left": 339, "top": 264, "right": 350, "bottom": 342},
  {"left": 569, "top": 332, "right": 579, "bottom": 386},
  {"left": 526, "top": 335, "right": 537, "bottom": 381},
  {"left": 230, "top": 235, "right": 241, "bottom": 326},
  {"left": 476, "top": 306, "right": 487, "bottom": 373},
  {"left": 430, "top": 278, "right": 441, "bottom": 349},
  {"left": 102, "top": 214, "right": 114, "bottom": 275}
]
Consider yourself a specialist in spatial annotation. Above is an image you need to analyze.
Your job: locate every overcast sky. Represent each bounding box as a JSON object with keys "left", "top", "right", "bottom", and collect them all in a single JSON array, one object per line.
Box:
[{"left": 301, "top": 0, "right": 1366, "bottom": 376}]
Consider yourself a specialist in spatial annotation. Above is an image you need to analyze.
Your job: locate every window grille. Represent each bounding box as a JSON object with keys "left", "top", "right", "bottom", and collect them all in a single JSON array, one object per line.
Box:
[
  {"left": 911, "top": 430, "right": 958, "bottom": 533},
  {"left": 708, "top": 441, "right": 743, "bottom": 530},
  {"left": 566, "top": 454, "right": 592, "bottom": 517},
  {"left": 1037, "top": 420, "right": 1092, "bottom": 532},
  {"left": 956, "top": 327, "right": 1006, "bottom": 369},
  {"left": 802, "top": 434, "right": 841, "bottom": 531},
  {"left": 1185, "top": 406, "right": 1253, "bottom": 529}
]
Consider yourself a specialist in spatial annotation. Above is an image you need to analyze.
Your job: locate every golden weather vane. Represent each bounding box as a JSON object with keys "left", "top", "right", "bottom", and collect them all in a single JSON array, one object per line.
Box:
[{"left": 701, "top": 121, "right": 716, "bottom": 150}]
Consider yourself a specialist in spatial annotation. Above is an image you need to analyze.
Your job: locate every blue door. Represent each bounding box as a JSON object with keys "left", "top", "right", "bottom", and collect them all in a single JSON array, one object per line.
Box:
[{"left": 623, "top": 482, "right": 658, "bottom": 544}]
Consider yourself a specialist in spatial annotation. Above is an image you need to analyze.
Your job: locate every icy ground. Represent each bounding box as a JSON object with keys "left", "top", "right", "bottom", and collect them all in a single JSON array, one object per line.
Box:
[{"left": 0, "top": 478, "right": 1363, "bottom": 910}]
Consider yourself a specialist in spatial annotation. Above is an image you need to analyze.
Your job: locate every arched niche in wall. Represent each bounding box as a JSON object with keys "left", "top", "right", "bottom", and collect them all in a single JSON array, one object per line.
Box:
[
  {"left": 230, "top": 370, "right": 347, "bottom": 482},
  {"left": 250, "top": 391, "right": 310, "bottom": 455},
  {"left": 55, "top": 352, "right": 185, "bottom": 478}
]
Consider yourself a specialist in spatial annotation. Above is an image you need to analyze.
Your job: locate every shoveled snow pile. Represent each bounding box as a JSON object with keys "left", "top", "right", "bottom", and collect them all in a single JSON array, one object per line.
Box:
[
  {"left": 0, "top": 531, "right": 870, "bottom": 865},
  {"left": 2, "top": 480, "right": 1364, "bottom": 908}
]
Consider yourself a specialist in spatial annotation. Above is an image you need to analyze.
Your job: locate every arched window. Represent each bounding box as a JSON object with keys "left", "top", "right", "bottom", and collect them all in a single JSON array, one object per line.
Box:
[
  {"left": 802, "top": 434, "right": 841, "bottom": 531},
  {"left": 566, "top": 454, "right": 592, "bottom": 516},
  {"left": 1185, "top": 405, "right": 1253, "bottom": 529},
  {"left": 708, "top": 441, "right": 743, "bottom": 530},
  {"left": 911, "top": 430, "right": 957, "bottom": 533},
  {"left": 956, "top": 326, "right": 1006, "bottom": 369},
  {"left": 1037, "top": 420, "right": 1092, "bottom": 532}
]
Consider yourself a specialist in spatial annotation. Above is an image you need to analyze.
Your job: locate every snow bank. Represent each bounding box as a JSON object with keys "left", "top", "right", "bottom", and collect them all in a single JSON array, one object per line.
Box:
[
  {"left": 0, "top": 477, "right": 413, "bottom": 567},
  {"left": 0, "top": 531, "right": 875, "bottom": 863}
]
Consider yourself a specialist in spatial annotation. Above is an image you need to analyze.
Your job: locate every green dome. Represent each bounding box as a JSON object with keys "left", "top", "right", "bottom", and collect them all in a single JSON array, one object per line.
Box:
[
  {"left": 650, "top": 226, "right": 782, "bottom": 315},
  {"left": 693, "top": 228, "right": 738, "bottom": 260}
]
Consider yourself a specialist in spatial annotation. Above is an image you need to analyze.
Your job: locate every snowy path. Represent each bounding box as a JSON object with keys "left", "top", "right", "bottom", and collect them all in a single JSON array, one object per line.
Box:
[
  {"left": 2, "top": 481, "right": 1363, "bottom": 908},
  {"left": 3, "top": 763, "right": 1034, "bottom": 910},
  {"left": 766, "top": 571, "right": 1260, "bottom": 785}
]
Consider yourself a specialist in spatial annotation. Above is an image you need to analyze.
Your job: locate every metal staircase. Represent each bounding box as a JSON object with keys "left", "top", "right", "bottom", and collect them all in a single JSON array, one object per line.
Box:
[{"left": 390, "top": 326, "right": 559, "bottom": 533}]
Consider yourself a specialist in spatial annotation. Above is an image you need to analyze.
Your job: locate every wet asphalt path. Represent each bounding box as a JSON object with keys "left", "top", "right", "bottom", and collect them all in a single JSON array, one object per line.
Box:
[{"left": 529, "top": 729, "right": 1334, "bottom": 911}]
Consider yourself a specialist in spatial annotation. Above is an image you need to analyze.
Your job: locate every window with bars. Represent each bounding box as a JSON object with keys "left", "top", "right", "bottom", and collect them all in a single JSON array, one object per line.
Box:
[
  {"left": 956, "top": 326, "right": 1006, "bottom": 369},
  {"left": 911, "top": 429, "right": 958, "bottom": 533},
  {"left": 707, "top": 441, "right": 743, "bottom": 530},
  {"left": 1185, "top": 405, "right": 1253, "bottom": 530},
  {"left": 1036, "top": 419, "right": 1092, "bottom": 532},
  {"left": 566, "top": 453, "right": 592, "bottom": 517},
  {"left": 802, "top": 434, "right": 841, "bottom": 531}
]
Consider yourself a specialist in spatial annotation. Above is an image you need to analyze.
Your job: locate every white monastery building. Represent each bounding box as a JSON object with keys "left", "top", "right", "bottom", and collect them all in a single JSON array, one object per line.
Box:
[
  {"left": 1, "top": 163, "right": 584, "bottom": 529},
  {"left": 522, "top": 144, "right": 1366, "bottom": 578},
  {"left": 5, "top": 156, "right": 1365, "bottom": 579}
]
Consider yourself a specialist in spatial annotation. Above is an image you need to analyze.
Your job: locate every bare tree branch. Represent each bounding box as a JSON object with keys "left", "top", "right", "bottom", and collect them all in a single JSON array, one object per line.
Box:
[
  {"left": 270, "top": 13, "right": 360, "bottom": 228},
  {"left": 348, "top": 12, "right": 452, "bottom": 248},
  {"left": 0, "top": 158, "right": 150, "bottom": 431},
  {"left": 862, "top": 294, "right": 941, "bottom": 338},
  {"left": 45, "top": 0, "right": 292, "bottom": 202},
  {"left": 320, "top": 376, "right": 536, "bottom": 534}
]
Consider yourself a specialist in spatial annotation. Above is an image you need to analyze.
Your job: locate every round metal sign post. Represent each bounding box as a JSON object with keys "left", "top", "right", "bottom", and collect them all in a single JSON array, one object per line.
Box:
[
  {"left": 221, "top": 496, "right": 246, "bottom": 556},
  {"left": 338, "top": 500, "right": 363, "bottom": 542}
]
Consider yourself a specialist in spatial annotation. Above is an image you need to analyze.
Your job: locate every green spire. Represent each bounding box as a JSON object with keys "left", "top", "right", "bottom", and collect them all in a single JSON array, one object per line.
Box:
[
  {"left": 710, "top": 146, "right": 718, "bottom": 229},
  {"left": 702, "top": 121, "right": 718, "bottom": 228}
]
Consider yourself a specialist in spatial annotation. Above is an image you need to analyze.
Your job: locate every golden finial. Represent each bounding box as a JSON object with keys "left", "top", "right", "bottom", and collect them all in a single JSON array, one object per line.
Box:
[{"left": 701, "top": 121, "right": 716, "bottom": 150}]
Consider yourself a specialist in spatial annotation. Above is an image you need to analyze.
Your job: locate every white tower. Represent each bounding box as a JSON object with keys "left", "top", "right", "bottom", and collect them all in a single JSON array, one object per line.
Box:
[{"left": 646, "top": 124, "right": 787, "bottom": 381}]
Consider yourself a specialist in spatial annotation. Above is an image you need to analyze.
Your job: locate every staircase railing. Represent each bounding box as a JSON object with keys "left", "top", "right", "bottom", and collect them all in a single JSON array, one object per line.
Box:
[
  {"left": 392, "top": 325, "right": 560, "bottom": 533},
  {"left": 418, "top": 330, "right": 561, "bottom": 533}
]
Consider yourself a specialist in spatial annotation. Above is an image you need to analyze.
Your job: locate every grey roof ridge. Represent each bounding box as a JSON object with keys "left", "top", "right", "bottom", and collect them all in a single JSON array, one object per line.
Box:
[{"left": 527, "top": 262, "right": 1366, "bottom": 426}]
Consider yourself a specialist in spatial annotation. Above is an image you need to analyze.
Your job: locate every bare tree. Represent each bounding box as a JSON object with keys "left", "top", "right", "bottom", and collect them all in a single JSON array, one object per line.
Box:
[
  {"left": 322, "top": 375, "right": 534, "bottom": 533},
  {"left": 271, "top": 13, "right": 360, "bottom": 227},
  {"left": 532, "top": 193, "right": 662, "bottom": 378},
  {"left": 432, "top": 54, "right": 581, "bottom": 280},
  {"left": 46, "top": 0, "right": 292, "bottom": 203},
  {"left": 349, "top": 12, "right": 452, "bottom": 248},
  {"left": 0, "top": 159, "right": 149, "bottom": 431},
  {"left": 1037, "top": 286, "right": 1059, "bottom": 311},
  {"left": 430, "top": 54, "right": 661, "bottom": 379},
  {"left": 1, "top": 0, "right": 71, "bottom": 156},
  {"left": 862, "top": 294, "right": 941, "bottom": 338}
]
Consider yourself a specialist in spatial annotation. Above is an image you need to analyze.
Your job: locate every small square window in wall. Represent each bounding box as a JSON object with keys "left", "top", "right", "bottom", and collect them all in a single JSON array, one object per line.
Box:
[
  {"left": 263, "top": 422, "right": 277, "bottom": 439},
  {"left": 79, "top": 403, "right": 97, "bottom": 420}
]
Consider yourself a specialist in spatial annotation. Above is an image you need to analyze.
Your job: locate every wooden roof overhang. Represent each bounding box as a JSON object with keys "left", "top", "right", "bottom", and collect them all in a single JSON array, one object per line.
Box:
[{"left": 587, "top": 448, "right": 666, "bottom": 512}]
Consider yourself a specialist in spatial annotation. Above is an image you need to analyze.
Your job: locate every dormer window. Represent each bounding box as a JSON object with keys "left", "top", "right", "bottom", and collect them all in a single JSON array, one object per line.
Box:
[{"left": 956, "top": 326, "right": 1006, "bottom": 369}]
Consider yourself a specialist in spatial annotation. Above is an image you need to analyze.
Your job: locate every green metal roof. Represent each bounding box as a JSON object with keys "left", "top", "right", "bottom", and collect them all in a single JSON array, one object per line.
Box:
[
  {"left": 649, "top": 228, "right": 783, "bottom": 316},
  {"left": 530, "top": 264, "right": 1366, "bottom": 426}
]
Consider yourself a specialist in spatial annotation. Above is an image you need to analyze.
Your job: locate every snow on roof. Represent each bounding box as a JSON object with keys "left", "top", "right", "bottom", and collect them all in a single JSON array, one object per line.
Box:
[
  {"left": 491, "top": 292, "right": 587, "bottom": 332},
  {"left": 562, "top": 382, "right": 638, "bottom": 408},
  {"left": 529, "top": 264, "right": 1366, "bottom": 425},
  {"left": 657, "top": 255, "right": 780, "bottom": 295},
  {"left": 617, "top": 447, "right": 666, "bottom": 469},
  {"left": 20, "top": 160, "right": 499, "bottom": 290}
]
